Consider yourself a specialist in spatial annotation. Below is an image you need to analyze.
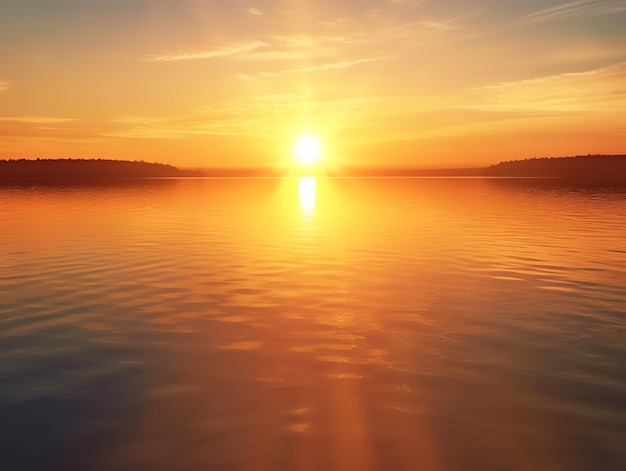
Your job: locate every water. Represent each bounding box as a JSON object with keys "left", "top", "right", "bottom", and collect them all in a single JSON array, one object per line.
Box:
[{"left": 1, "top": 177, "right": 625, "bottom": 471}]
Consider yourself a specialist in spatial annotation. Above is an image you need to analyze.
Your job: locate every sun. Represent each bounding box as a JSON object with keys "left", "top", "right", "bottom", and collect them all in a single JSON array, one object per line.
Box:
[{"left": 293, "top": 134, "right": 322, "bottom": 167}]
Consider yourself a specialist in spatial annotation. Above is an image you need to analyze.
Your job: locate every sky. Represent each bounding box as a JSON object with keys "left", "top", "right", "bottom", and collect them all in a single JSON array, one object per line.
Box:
[{"left": 0, "top": 0, "right": 625, "bottom": 169}]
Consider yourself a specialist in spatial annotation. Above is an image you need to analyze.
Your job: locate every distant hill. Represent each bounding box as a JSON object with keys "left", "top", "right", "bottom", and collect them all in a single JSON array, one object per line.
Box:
[
  {"left": 484, "top": 155, "right": 626, "bottom": 183},
  {"left": 0, "top": 159, "right": 203, "bottom": 182}
]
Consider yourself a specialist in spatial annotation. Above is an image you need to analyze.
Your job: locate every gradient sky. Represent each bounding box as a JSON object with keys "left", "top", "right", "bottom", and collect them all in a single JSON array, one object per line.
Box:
[{"left": 1, "top": 0, "right": 625, "bottom": 168}]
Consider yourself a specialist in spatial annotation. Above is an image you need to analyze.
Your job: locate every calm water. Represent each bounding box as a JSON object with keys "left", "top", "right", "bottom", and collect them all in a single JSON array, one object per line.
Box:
[{"left": 1, "top": 177, "right": 625, "bottom": 471}]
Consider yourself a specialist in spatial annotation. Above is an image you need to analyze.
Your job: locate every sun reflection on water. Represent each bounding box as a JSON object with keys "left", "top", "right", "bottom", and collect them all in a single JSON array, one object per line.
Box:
[{"left": 298, "top": 177, "right": 316, "bottom": 217}]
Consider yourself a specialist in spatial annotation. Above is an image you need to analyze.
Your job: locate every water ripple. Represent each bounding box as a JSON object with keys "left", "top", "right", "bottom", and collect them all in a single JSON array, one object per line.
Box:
[{"left": 1, "top": 178, "right": 625, "bottom": 470}]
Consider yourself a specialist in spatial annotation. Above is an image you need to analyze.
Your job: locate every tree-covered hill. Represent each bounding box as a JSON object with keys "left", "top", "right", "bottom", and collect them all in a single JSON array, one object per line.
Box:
[
  {"left": 484, "top": 155, "right": 626, "bottom": 182},
  {"left": 0, "top": 159, "right": 203, "bottom": 181}
]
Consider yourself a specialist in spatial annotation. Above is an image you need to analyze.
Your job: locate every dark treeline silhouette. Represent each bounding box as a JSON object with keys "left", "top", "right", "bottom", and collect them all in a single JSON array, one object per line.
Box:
[
  {"left": 0, "top": 158, "right": 204, "bottom": 182},
  {"left": 4, "top": 155, "right": 624, "bottom": 181},
  {"left": 484, "top": 154, "right": 626, "bottom": 183}
]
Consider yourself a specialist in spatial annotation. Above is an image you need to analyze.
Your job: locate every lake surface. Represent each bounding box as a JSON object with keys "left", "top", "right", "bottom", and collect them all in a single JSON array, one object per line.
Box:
[{"left": 1, "top": 177, "right": 625, "bottom": 471}]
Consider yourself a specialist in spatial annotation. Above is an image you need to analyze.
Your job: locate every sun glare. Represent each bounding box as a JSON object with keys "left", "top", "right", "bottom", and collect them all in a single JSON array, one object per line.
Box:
[{"left": 294, "top": 135, "right": 322, "bottom": 167}]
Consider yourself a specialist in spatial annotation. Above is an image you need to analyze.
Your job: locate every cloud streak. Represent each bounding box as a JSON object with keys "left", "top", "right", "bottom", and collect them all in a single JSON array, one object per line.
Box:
[
  {"left": 468, "top": 61, "right": 626, "bottom": 112},
  {"left": 516, "top": 0, "right": 626, "bottom": 25},
  {"left": 142, "top": 11, "right": 458, "bottom": 68},
  {"left": 106, "top": 112, "right": 271, "bottom": 139},
  {"left": 237, "top": 55, "right": 392, "bottom": 81},
  {"left": 107, "top": 94, "right": 387, "bottom": 140},
  {"left": 0, "top": 116, "right": 77, "bottom": 123},
  {"left": 143, "top": 40, "right": 268, "bottom": 62}
]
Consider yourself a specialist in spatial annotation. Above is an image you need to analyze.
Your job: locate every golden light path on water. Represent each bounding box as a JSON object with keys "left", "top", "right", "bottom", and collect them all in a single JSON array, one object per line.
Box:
[{"left": 298, "top": 177, "right": 316, "bottom": 217}]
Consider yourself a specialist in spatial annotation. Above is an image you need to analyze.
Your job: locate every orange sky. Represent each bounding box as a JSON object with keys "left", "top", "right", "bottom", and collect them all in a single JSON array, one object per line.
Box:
[{"left": 0, "top": 1, "right": 625, "bottom": 169}]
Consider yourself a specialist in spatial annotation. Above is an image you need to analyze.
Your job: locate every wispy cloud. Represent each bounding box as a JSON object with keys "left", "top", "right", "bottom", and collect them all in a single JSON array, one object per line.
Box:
[
  {"left": 389, "top": 0, "right": 422, "bottom": 5},
  {"left": 194, "top": 95, "right": 383, "bottom": 117},
  {"left": 107, "top": 94, "right": 386, "bottom": 140},
  {"left": 146, "top": 34, "right": 354, "bottom": 65},
  {"left": 237, "top": 55, "right": 392, "bottom": 81},
  {"left": 0, "top": 120, "right": 103, "bottom": 144},
  {"left": 239, "top": 50, "right": 311, "bottom": 61},
  {"left": 106, "top": 112, "right": 270, "bottom": 139},
  {"left": 290, "top": 55, "right": 392, "bottom": 72},
  {"left": 143, "top": 40, "right": 268, "bottom": 62},
  {"left": 111, "top": 115, "right": 170, "bottom": 125},
  {"left": 272, "top": 34, "right": 349, "bottom": 47},
  {"left": 516, "top": 0, "right": 626, "bottom": 25},
  {"left": 231, "top": 34, "right": 354, "bottom": 61},
  {"left": 316, "top": 15, "right": 457, "bottom": 47},
  {"left": 0, "top": 81, "right": 10, "bottom": 91},
  {"left": 142, "top": 9, "right": 459, "bottom": 66},
  {"left": 0, "top": 116, "right": 77, "bottom": 123},
  {"left": 468, "top": 61, "right": 626, "bottom": 112}
]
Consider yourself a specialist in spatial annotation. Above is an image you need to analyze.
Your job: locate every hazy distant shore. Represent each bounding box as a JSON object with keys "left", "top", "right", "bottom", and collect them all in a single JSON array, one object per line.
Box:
[{"left": 1, "top": 155, "right": 625, "bottom": 182}]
